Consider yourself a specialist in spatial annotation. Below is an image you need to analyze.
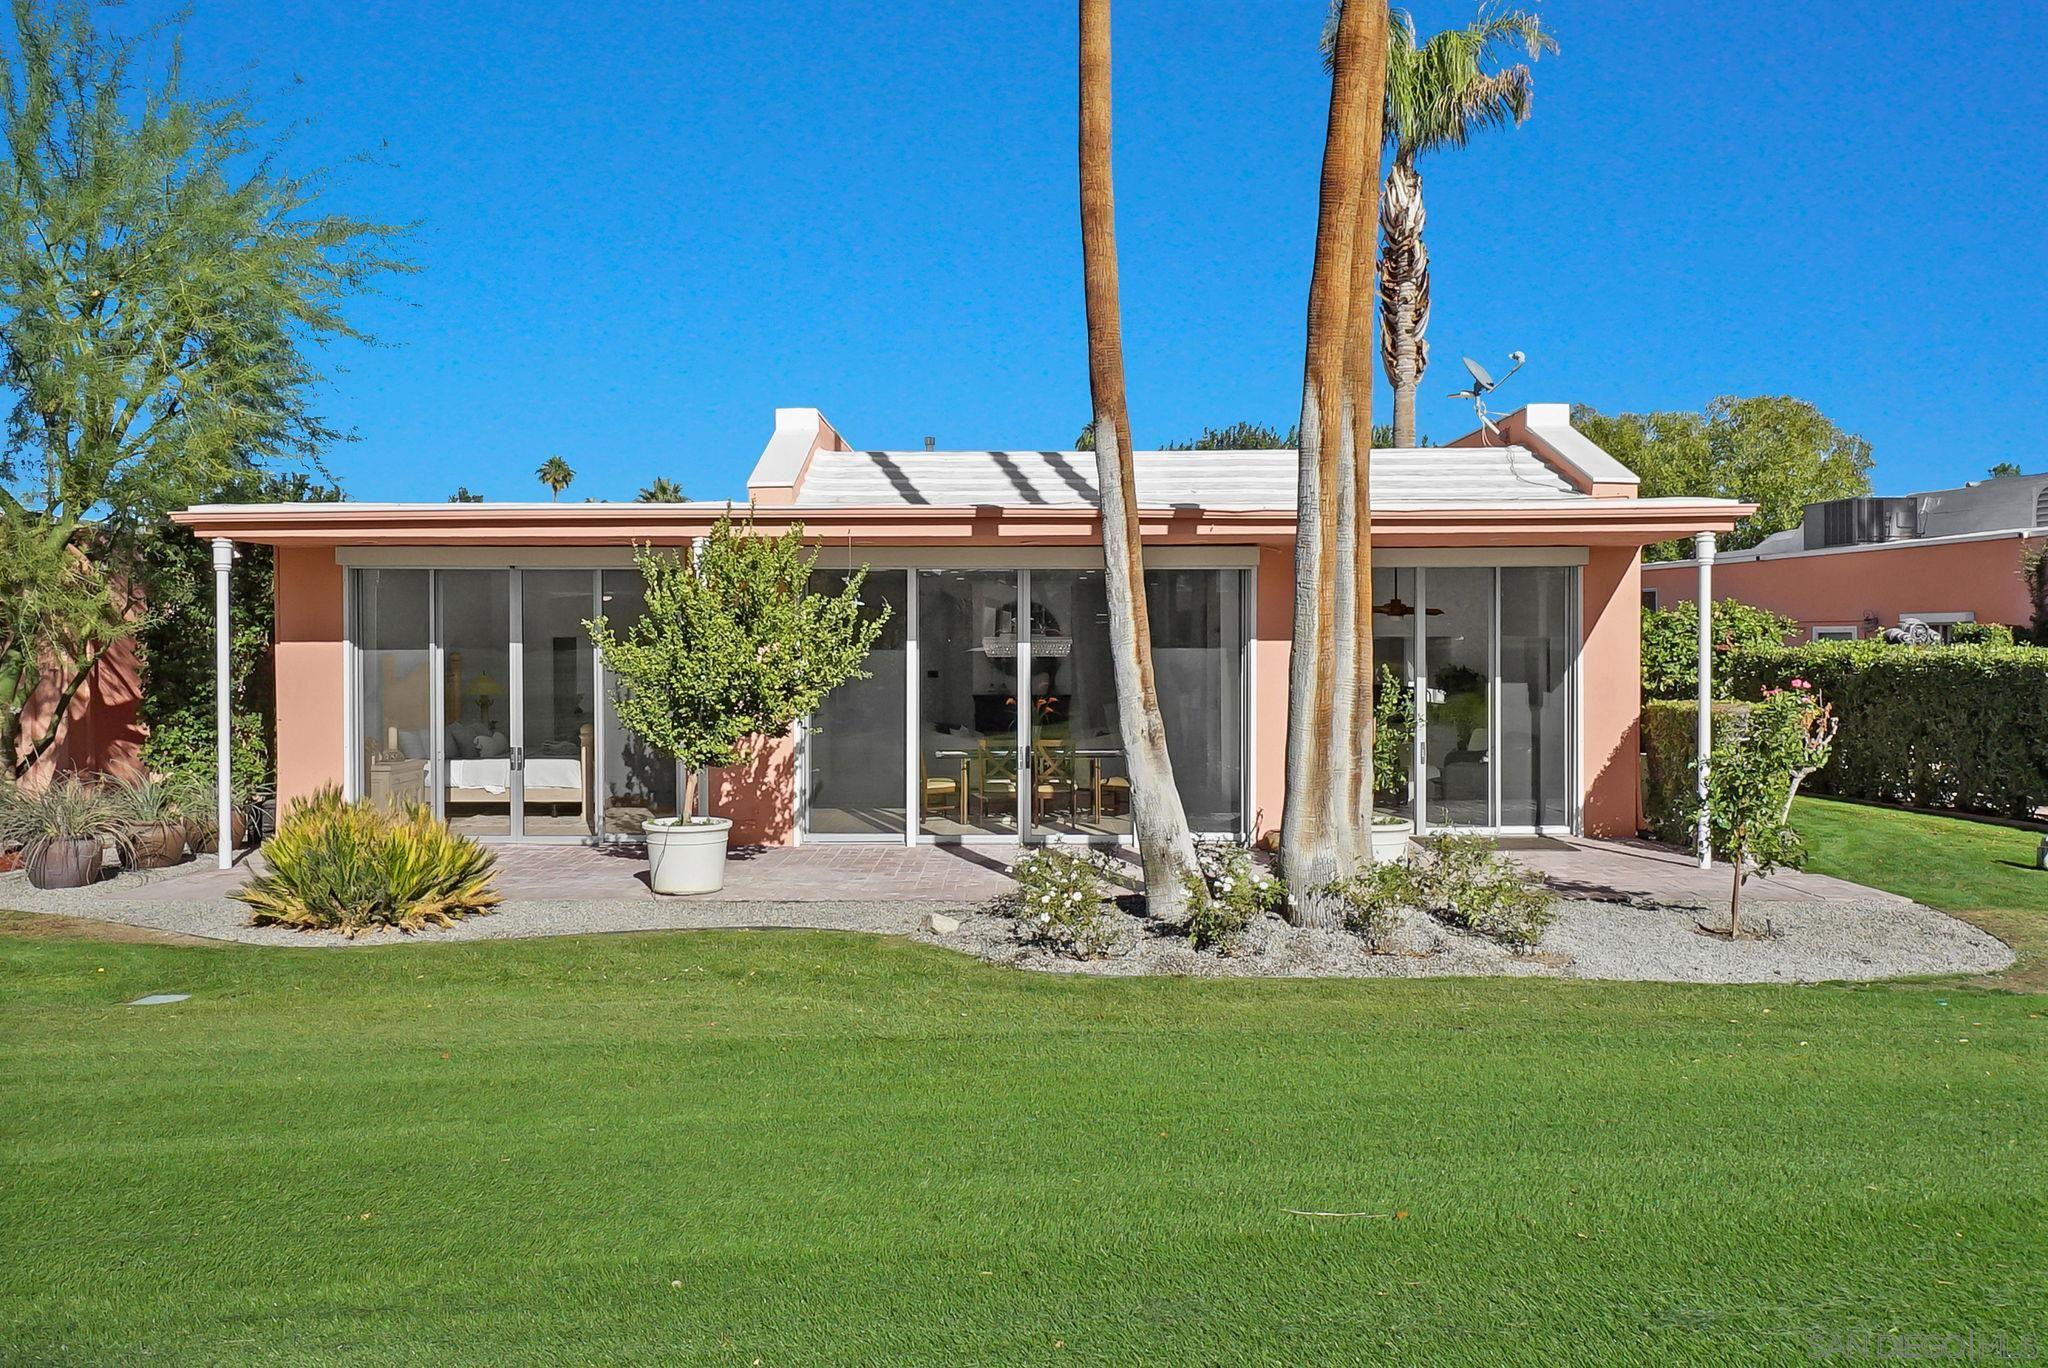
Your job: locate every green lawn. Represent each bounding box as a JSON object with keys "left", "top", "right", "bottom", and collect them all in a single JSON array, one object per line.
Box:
[
  {"left": 1791, "top": 796, "right": 2048, "bottom": 989},
  {"left": 4, "top": 917, "right": 2044, "bottom": 1364}
]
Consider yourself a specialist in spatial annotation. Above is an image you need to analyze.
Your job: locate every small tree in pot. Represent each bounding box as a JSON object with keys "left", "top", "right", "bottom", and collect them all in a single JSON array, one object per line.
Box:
[{"left": 586, "top": 520, "right": 886, "bottom": 894}]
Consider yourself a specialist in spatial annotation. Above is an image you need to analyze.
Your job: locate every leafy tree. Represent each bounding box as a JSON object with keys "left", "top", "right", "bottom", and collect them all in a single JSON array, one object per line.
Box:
[
  {"left": 1986, "top": 461, "right": 2023, "bottom": 479},
  {"left": 0, "top": 0, "right": 403, "bottom": 776},
  {"left": 448, "top": 486, "right": 485, "bottom": 502},
  {"left": 2021, "top": 543, "right": 2047, "bottom": 644},
  {"left": 584, "top": 519, "right": 884, "bottom": 814},
  {"left": 1686, "top": 685, "right": 1837, "bottom": 938},
  {"left": 1078, "top": 0, "right": 1204, "bottom": 919},
  {"left": 636, "top": 477, "right": 686, "bottom": 502},
  {"left": 535, "top": 456, "right": 574, "bottom": 500},
  {"left": 1162, "top": 422, "right": 1297, "bottom": 451},
  {"left": 1642, "top": 598, "right": 1798, "bottom": 700},
  {"left": 1573, "top": 397, "right": 1875, "bottom": 560},
  {"left": 0, "top": 503, "right": 127, "bottom": 771},
  {"left": 1326, "top": 3, "right": 1553, "bottom": 447}
]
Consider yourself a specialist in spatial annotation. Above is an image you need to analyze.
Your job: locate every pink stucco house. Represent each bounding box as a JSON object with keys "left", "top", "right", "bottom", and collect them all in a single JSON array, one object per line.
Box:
[
  {"left": 1642, "top": 474, "right": 2048, "bottom": 641},
  {"left": 173, "top": 403, "right": 1745, "bottom": 850}
]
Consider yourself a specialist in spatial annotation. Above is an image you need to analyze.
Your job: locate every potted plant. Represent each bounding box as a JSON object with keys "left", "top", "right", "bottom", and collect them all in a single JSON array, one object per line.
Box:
[
  {"left": 108, "top": 773, "right": 196, "bottom": 869},
  {"left": 0, "top": 774, "right": 122, "bottom": 889},
  {"left": 1370, "top": 663, "right": 1417, "bottom": 862},
  {"left": 586, "top": 520, "right": 887, "bottom": 894}
]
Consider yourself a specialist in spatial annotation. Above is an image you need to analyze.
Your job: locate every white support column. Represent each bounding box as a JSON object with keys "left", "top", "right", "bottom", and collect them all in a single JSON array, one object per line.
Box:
[
  {"left": 1694, "top": 531, "right": 1716, "bottom": 870},
  {"left": 212, "top": 538, "right": 235, "bottom": 870}
]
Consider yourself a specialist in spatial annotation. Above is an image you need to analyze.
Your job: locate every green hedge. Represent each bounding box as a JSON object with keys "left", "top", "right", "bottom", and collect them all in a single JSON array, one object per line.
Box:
[
  {"left": 1727, "top": 642, "right": 2048, "bottom": 818},
  {"left": 1641, "top": 700, "right": 1749, "bottom": 843}
]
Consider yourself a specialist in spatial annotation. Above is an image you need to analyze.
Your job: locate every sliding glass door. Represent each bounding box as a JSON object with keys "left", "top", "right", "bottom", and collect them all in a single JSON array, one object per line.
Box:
[
  {"left": 354, "top": 567, "right": 675, "bottom": 843},
  {"left": 1370, "top": 564, "right": 1578, "bottom": 834}
]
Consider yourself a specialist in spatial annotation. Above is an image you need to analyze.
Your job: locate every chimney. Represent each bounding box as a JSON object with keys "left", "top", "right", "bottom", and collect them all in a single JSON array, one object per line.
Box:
[{"left": 923, "top": 436, "right": 935, "bottom": 451}]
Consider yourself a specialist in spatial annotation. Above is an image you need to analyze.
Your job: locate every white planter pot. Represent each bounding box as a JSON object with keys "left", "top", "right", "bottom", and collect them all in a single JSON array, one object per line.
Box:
[
  {"left": 644, "top": 816, "right": 733, "bottom": 895},
  {"left": 1369, "top": 816, "right": 1414, "bottom": 864}
]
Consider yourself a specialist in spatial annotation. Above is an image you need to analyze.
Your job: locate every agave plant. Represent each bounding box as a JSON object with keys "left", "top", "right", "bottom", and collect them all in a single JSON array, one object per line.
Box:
[
  {"left": 236, "top": 788, "right": 499, "bottom": 936},
  {"left": 106, "top": 772, "right": 202, "bottom": 868}
]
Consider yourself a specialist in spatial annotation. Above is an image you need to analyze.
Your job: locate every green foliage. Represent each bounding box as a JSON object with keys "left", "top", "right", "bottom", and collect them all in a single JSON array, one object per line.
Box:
[
  {"left": 102, "top": 770, "right": 202, "bottom": 825},
  {"left": 1372, "top": 662, "right": 1416, "bottom": 808},
  {"left": 0, "top": 504, "right": 129, "bottom": 773},
  {"left": 1947, "top": 621, "right": 2014, "bottom": 647},
  {"left": 0, "top": 770, "right": 121, "bottom": 862},
  {"left": 1986, "top": 461, "right": 2023, "bottom": 479},
  {"left": 1392, "top": 833, "right": 1555, "bottom": 949},
  {"left": 1684, "top": 686, "right": 1838, "bottom": 929},
  {"left": 1006, "top": 847, "right": 1120, "bottom": 958},
  {"left": 1572, "top": 397, "right": 1874, "bottom": 560},
  {"left": 636, "top": 478, "right": 687, "bottom": 502},
  {"left": 235, "top": 788, "right": 499, "bottom": 936},
  {"left": 1641, "top": 598, "right": 1797, "bottom": 700},
  {"left": 535, "top": 456, "right": 574, "bottom": 499},
  {"left": 1184, "top": 840, "right": 1282, "bottom": 951},
  {"left": 1641, "top": 699, "right": 1749, "bottom": 844},
  {"left": 586, "top": 521, "right": 887, "bottom": 782},
  {"left": 2021, "top": 543, "right": 2047, "bottom": 643},
  {"left": 0, "top": 1, "right": 399, "bottom": 772},
  {"left": 1313, "top": 862, "right": 1409, "bottom": 950},
  {"left": 448, "top": 486, "right": 485, "bottom": 503},
  {"left": 1729, "top": 641, "right": 2048, "bottom": 818},
  {"left": 1074, "top": 420, "right": 1298, "bottom": 451}
]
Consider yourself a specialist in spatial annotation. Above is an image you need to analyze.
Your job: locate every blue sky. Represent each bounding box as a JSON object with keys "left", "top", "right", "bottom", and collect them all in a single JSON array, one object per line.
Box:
[{"left": 137, "top": 0, "right": 2048, "bottom": 502}]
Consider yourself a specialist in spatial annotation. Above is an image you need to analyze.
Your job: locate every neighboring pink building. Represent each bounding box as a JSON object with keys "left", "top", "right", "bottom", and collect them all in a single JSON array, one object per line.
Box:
[
  {"left": 174, "top": 404, "right": 1747, "bottom": 848},
  {"left": 13, "top": 638, "right": 146, "bottom": 789},
  {"left": 1643, "top": 476, "right": 2048, "bottom": 641}
]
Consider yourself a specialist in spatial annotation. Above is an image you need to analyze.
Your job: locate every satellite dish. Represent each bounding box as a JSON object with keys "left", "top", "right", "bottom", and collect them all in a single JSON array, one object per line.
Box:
[
  {"left": 1463, "top": 356, "right": 1496, "bottom": 391},
  {"left": 1448, "top": 351, "right": 1530, "bottom": 442}
]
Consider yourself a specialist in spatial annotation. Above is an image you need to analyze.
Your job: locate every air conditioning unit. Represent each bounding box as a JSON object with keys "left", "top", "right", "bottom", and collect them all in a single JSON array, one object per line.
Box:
[{"left": 1804, "top": 497, "right": 1920, "bottom": 549}]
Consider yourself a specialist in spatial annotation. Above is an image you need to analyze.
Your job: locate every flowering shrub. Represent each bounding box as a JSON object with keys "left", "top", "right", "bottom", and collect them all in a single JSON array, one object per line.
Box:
[
  {"left": 1183, "top": 841, "right": 1283, "bottom": 951},
  {"left": 1006, "top": 847, "right": 1120, "bottom": 958},
  {"left": 1690, "top": 680, "right": 1838, "bottom": 936},
  {"left": 1329, "top": 834, "right": 1553, "bottom": 951}
]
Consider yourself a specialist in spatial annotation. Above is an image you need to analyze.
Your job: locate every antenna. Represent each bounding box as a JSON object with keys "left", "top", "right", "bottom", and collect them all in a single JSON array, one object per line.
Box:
[{"left": 1448, "top": 350, "right": 1527, "bottom": 444}]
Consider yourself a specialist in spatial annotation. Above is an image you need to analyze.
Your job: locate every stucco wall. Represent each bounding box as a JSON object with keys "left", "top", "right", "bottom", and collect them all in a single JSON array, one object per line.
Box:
[
  {"left": 273, "top": 547, "right": 349, "bottom": 807},
  {"left": 15, "top": 636, "right": 145, "bottom": 789},
  {"left": 1641, "top": 535, "right": 2044, "bottom": 637},
  {"left": 1579, "top": 547, "right": 1643, "bottom": 838}
]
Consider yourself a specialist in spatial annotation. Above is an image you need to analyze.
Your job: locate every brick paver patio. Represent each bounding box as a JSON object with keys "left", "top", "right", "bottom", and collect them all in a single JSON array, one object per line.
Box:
[{"left": 96, "top": 834, "right": 1903, "bottom": 908}]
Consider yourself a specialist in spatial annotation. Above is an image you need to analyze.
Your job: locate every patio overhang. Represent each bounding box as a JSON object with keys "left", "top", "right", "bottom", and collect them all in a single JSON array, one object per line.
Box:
[{"left": 171, "top": 496, "right": 1753, "bottom": 550}]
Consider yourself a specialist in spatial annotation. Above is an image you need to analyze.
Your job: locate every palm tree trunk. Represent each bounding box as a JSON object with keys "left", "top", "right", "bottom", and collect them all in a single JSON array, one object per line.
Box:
[
  {"left": 1378, "top": 155, "right": 1429, "bottom": 448},
  {"left": 1283, "top": 0, "right": 1388, "bottom": 924},
  {"left": 1079, "top": 0, "right": 1201, "bottom": 920}
]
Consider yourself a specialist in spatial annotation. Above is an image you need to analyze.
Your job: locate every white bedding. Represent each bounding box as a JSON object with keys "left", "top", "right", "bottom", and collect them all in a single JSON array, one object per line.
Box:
[{"left": 445, "top": 758, "right": 584, "bottom": 795}]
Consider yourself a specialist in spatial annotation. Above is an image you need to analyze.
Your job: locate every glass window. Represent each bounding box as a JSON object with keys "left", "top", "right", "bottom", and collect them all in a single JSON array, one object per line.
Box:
[
  {"left": 521, "top": 571, "right": 598, "bottom": 838},
  {"left": 1369, "top": 568, "right": 1419, "bottom": 823},
  {"left": 805, "top": 568, "right": 907, "bottom": 836},
  {"left": 1422, "top": 568, "right": 1492, "bottom": 829},
  {"left": 1027, "top": 571, "right": 1132, "bottom": 839},
  {"left": 918, "top": 570, "right": 1020, "bottom": 837},
  {"left": 1498, "top": 566, "right": 1572, "bottom": 830},
  {"left": 437, "top": 571, "right": 513, "bottom": 837},
  {"left": 356, "top": 569, "right": 431, "bottom": 813},
  {"left": 1146, "top": 568, "right": 1243, "bottom": 834},
  {"left": 597, "top": 569, "right": 680, "bottom": 835}
]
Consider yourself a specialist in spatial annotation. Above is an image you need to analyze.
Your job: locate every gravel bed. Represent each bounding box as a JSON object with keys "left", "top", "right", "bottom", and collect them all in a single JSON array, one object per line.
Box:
[{"left": 1, "top": 868, "right": 2013, "bottom": 982}]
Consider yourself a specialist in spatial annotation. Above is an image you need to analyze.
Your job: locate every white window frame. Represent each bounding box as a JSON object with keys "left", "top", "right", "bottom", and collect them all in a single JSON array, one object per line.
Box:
[{"left": 1809, "top": 625, "right": 1859, "bottom": 642}]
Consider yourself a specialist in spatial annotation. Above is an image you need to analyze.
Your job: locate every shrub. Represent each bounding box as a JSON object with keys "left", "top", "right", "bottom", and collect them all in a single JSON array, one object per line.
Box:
[
  {"left": 0, "top": 773, "right": 124, "bottom": 867},
  {"left": 1641, "top": 700, "right": 1750, "bottom": 843},
  {"left": 1642, "top": 599, "right": 1798, "bottom": 700},
  {"left": 1183, "top": 841, "right": 1282, "bottom": 951},
  {"left": 236, "top": 789, "right": 499, "bottom": 936},
  {"left": 1395, "top": 834, "right": 1554, "bottom": 950},
  {"left": 1946, "top": 621, "right": 2014, "bottom": 647},
  {"left": 1371, "top": 663, "right": 1417, "bottom": 810},
  {"left": 1313, "top": 863, "right": 1408, "bottom": 951},
  {"left": 1006, "top": 847, "right": 1120, "bottom": 958},
  {"left": 1728, "top": 641, "right": 2048, "bottom": 818}
]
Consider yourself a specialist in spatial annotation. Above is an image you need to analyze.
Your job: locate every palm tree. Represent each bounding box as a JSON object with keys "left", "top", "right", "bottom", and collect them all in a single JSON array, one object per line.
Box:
[
  {"left": 1077, "top": 0, "right": 1203, "bottom": 920},
  {"left": 536, "top": 456, "right": 575, "bottom": 501},
  {"left": 636, "top": 478, "right": 686, "bottom": 502},
  {"left": 1284, "top": 0, "right": 1389, "bottom": 923},
  {"left": 1372, "top": 5, "right": 1553, "bottom": 446}
]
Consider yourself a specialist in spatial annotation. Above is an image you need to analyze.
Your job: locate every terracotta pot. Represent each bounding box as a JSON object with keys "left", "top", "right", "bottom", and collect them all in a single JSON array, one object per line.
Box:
[
  {"left": 0, "top": 849, "right": 22, "bottom": 873},
  {"left": 189, "top": 809, "right": 249, "bottom": 856},
  {"left": 27, "top": 837, "right": 104, "bottom": 890},
  {"left": 127, "top": 822, "right": 188, "bottom": 870}
]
